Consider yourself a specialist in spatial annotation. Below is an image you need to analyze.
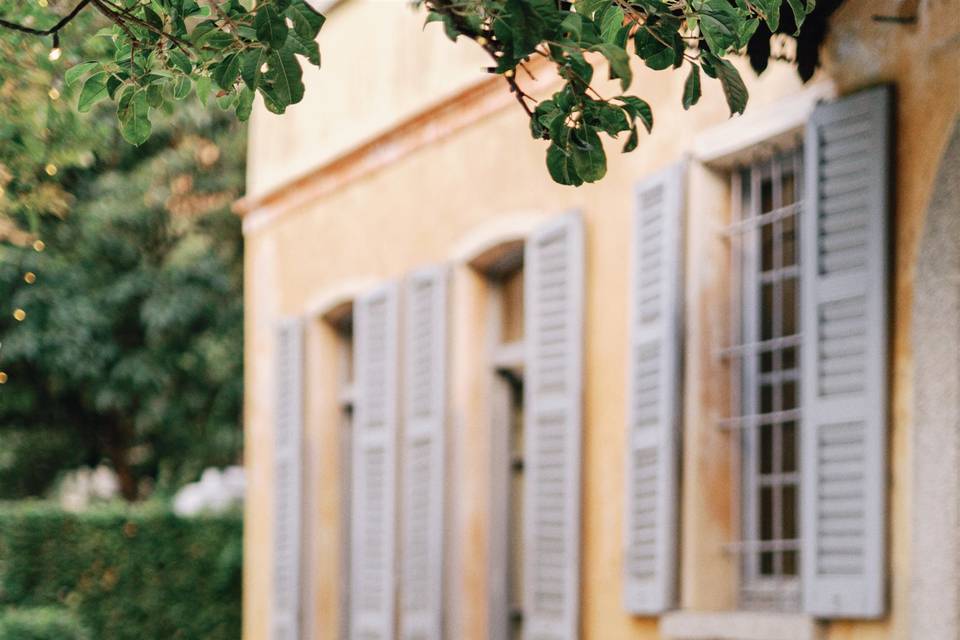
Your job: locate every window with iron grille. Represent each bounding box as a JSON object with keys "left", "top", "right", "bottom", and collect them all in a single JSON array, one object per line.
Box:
[{"left": 726, "top": 147, "right": 804, "bottom": 611}]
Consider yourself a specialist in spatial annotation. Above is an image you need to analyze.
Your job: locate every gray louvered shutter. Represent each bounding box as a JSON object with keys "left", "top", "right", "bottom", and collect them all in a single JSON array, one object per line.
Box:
[
  {"left": 351, "top": 283, "right": 400, "bottom": 640},
  {"left": 523, "top": 212, "right": 584, "bottom": 640},
  {"left": 801, "top": 85, "right": 891, "bottom": 618},
  {"left": 273, "top": 318, "right": 304, "bottom": 640},
  {"left": 400, "top": 266, "right": 448, "bottom": 640},
  {"left": 623, "top": 164, "right": 685, "bottom": 614}
]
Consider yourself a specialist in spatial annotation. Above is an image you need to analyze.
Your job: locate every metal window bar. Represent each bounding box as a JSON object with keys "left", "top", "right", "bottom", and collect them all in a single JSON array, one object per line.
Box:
[{"left": 725, "top": 147, "right": 804, "bottom": 612}]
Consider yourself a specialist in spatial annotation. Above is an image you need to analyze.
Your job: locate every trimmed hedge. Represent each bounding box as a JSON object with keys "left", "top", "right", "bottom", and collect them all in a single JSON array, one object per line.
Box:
[
  {"left": 0, "top": 607, "right": 89, "bottom": 640},
  {"left": 0, "top": 502, "right": 241, "bottom": 640}
]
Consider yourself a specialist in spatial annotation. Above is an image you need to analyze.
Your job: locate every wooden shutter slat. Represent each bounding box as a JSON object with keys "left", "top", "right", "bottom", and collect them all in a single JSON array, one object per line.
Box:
[
  {"left": 273, "top": 319, "right": 304, "bottom": 640},
  {"left": 351, "top": 284, "right": 401, "bottom": 639},
  {"left": 623, "top": 163, "right": 685, "bottom": 615},
  {"left": 400, "top": 266, "right": 448, "bottom": 640},
  {"left": 801, "top": 85, "right": 891, "bottom": 619},
  {"left": 523, "top": 212, "right": 584, "bottom": 640}
]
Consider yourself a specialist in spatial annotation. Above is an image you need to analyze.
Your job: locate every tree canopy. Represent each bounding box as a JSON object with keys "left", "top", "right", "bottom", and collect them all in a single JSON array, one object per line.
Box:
[
  {"left": 0, "top": 104, "right": 244, "bottom": 501},
  {"left": 0, "top": 0, "right": 837, "bottom": 187}
]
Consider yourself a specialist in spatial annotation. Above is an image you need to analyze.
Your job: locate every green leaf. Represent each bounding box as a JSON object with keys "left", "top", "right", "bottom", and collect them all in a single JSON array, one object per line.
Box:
[
  {"left": 173, "top": 76, "right": 192, "bottom": 100},
  {"left": 574, "top": 0, "right": 609, "bottom": 19},
  {"left": 599, "top": 6, "right": 624, "bottom": 44},
  {"left": 117, "top": 88, "right": 152, "bottom": 145},
  {"left": 260, "top": 46, "right": 305, "bottom": 113},
  {"left": 786, "top": 0, "right": 812, "bottom": 32},
  {"left": 571, "top": 127, "right": 606, "bottom": 183},
  {"left": 255, "top": 5, "right": 289, "bottom": 49},
  {"left": 195, "top": 76, "right": 212, "bottom": 107},
  {"left": 546, "top": 142, "right": 583, "bottom": 186},
  {"left": 65, "top": 61, "right": 100, "bottom": 87},
  {"left": 288, "top": 31, "right": 322, "bottom": 67},
  {"left": 682, "top": 64, "right": 701, "bottom": 110},
  {"left": 77, "top": 72, "right": 108, "bottom": 113},
  {"left": 212, "top": 53, "right": 241, "bottom": 90},
  {"left": 737, "top": 17, "right": 760, "bottom": 48},
  {"left": 634, "top": 29, "right": 676, "bottom": 71},
  {"left": 752, "top": 0, "right": 781, "bottom": 31},
  {"left": 565, "top": 50, "right": 594, "bottom": 86},
  {"left": 166, "top": 50, "right": 193, "bottom": 74},
  {"left": 714, "top": 58, "right": 749, "bottom": 115},
  {"left": 700, "top": 11, "right": 737, "bottom": 53},
  {"left": 623, "top": 126, "right": 639, "bottom": 153},
  {"left": 236, "top": 87, "right": 255, "bottom": 121},
  {"left": 587, "top": 101, "right": 631, "bottom": 136},
  {"left": 591, "top": 43, "right": 632, "bottom": 91},
  {"left": 286, "top": 0, "right": 326, "bottom": 41},
  {"left": 241, "top": 48, "right": 268, "bottom": 90},
  {"left": 423, "top": 12, "right": 444, "bottom": 28},
  {"left": 617, "top": 95, "right": 653, "bottom": 133},
  {"left": 560, "top": 13, "right": 584, "bottom": 41},
  {"left": 146, "top": 83, "right": 164, "bottom": 108}
]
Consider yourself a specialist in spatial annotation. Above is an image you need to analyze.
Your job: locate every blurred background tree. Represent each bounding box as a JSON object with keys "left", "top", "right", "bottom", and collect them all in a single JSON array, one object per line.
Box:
[
  {"left": 0, "top": 108, "right": 244, "bottom": 501},
  {"left": 0, "top": 1, "right": 245, "bottom": 501}
]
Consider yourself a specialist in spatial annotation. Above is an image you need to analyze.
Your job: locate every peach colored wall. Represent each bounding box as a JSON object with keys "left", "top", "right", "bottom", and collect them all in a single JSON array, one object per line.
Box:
[
  {"left": 241, "top": 1, "right": 959, "bottom": 639},
  {"left": 245, "top": 0, "right": 487, "bottom": 200}
]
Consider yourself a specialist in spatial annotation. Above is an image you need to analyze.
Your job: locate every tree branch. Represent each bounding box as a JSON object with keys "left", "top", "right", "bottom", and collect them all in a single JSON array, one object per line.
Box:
[{"left": 0, "top": 0, "right": 94, "bottom": 37}]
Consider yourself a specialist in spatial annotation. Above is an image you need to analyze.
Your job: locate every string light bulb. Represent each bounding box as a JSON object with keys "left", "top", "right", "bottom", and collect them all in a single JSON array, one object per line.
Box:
[
  {"left": 24, "top": 272, "right": 36, "bottom": 285},
  {"left": 45, "top": 163, "right": 57, "bottom": 176},
  {"left": 12, "top": 309, "right": 26, "bottom": 322},
  {"left": 49, "top": 33, "right": 61, "bottom": 61},
  {"left": 33, "top": 240, "right": 45, "bottom": 252},
  {"left": 48, "top": 87, "right": 60, "bottom": 101},
  {"left": 0, "top": 372, "right": 7, "bottom": 385}
]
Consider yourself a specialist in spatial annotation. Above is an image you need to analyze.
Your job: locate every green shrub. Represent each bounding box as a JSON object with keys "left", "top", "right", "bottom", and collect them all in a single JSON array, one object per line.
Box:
[
  {"left": 0, "top": 502, "right": 241, "bottom": 640},
  {"left": 0, "top": 607, "right": 89, "bottom": 640}
]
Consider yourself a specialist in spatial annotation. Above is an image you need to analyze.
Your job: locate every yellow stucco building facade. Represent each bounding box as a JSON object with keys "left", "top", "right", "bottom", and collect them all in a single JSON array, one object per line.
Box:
[{"left": 237, "top": 1, "right": 960, "bottom": 639}]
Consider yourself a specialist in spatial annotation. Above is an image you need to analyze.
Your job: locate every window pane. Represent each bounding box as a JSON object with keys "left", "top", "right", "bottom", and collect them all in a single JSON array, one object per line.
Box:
[
  {"left": 761, "top": 283, "right": 774, "bottom": 340},
  {"left": 760, "top": 487, "right": 774, "bottom": 540},
  {"left": 782, "top": 381, "right": 797, "bottom": 410},
  {"left": 781, "top": 172, "right": 796, "bottom": 207},
  {"left": 761, "top": 177, "right": 773, "bottom": 213},
  {"left": 782, "top": 278, "right": 798, "bottom": 337},
  {"left": 760, "top": 427, "right": 774, "bottom": 475},
  {"left": 783, "top": 550, "right": 798, "bottom": 576},
  {"left": 760, "top": 351, "right": 774, "bottom": 374},
  {"left": 762, "top": 223, "right": 775, "bottom": 272},
  {"left": 760, "top": 552, "right": 776, "bottom": 576},
  {"left": 782, "top": 346, "right": 797, "bottom": 370},
  {"left": 760, "top": 384, "right": 774, "bottom": 414},
  {"left": 782, "top": 421, "right": 797, "bottom": 473},
  {"left": 783, "top": 485, "right": 798, "bottom": 539},
  {"left": 782, "top": 214, "right": 797, "bottom": 267}
]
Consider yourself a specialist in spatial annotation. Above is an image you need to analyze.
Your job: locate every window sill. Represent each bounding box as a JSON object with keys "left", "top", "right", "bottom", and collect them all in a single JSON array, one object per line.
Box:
[{"left": 661, "top": 611, "right": 823, "bottom": 640}]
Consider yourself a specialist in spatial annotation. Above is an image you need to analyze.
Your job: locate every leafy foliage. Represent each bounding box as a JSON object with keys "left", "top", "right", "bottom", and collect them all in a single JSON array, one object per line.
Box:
[
  {"left": 422, "top": 0, "right": 815, "bottom": 185},
  {"left": 0, "top": 2, "right": 115, "bottom": 238},
  {"left": 0, "top": 108, "right": 244, "bottom": 501},
  {"left": 0, "top": 0, "right": 324, "bottom": 146},
  {"left": 0, "top": 0, "right": 826, "bottom": 186},
  {"left": 0, "top": 502, "right": 241, "bottom": 640}
]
